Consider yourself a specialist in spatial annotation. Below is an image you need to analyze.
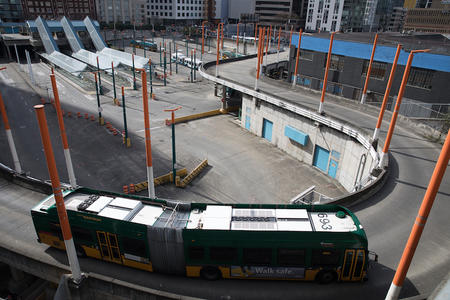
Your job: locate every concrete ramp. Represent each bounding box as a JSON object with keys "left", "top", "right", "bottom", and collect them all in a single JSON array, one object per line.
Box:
[
  {"left": 35, "top": 17, "right": 88, "bottom": 76},
  {"left": 61, "top": 17, "right": 119, "bottom": 71},
  {"left": 83, "top": 16, "right": 148, "bottom": 69}
]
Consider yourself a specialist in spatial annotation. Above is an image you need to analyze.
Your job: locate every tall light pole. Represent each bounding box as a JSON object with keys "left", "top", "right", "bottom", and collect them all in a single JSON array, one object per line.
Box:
[
  {"left": 164, "top": 106, "right": 182, "bottom": 184},
  {"left": 50, "top": 73, "right": 77, "bottom": 188},
  {"left": 139, "top": 69, "right": 156, "bottom": 198},
  {"left": 318, "top": 32, "right": 335, "bottom": 115},
  {"left": 361, "top": 33, "right": 379, "bottom": 104},
  {"left": 236, "top": 22, "right": 241, "bottom": 54},
  {"left": 121, "top": 86, "right": 130, "bottom": 147},
  {"left": 34, "top": 104, "right": 83, "bottom": 284},
  {"left": 372, "top": 44, "right": 402, "bottom": 144},
  {"left": 93, "top": 72, "right": 104, "bottom": 125},
  {"left": 0, "top": 69, "right": 22, "bottom": 173},
  {"left": 292, "top": 29, "right": 303, "bottom": 87},
  {"left": 378, "top": 49, "right": 430, "bottom": 168}
]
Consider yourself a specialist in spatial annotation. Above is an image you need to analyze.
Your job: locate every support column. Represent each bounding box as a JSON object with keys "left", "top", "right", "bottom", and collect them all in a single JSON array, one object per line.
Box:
[
  {"left": 50, "top": 74, "right": 77, "bottom": 188},
  {"left": 0, "top": 90, "right": 22, "bottom": 173}
]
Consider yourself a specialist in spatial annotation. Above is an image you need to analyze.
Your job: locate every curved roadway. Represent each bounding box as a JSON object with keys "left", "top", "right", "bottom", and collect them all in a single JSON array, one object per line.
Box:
[{"left": 0, "top": 50, "right": 449, "bottom": 299}]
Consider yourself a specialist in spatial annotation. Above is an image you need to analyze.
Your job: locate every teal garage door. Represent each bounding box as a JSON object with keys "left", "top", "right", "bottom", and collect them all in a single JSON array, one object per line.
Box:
[
  {"left": 245, "top": 116, "right": 251, "bottom": 130},
  {"left": 313, "top": 145, "right": 330, "bottom": 172},
  {"left": 262, "top": 119, "right": 273, "bottom": 142}
]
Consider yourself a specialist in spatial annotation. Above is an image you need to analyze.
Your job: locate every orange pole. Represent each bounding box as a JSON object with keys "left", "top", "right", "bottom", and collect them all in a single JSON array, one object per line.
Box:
[
  {"left": 292, "top": 29, "right": 303, "bottom": 87},
  {"left": 141, "top": 70, "right": 155, "bottom": 198},
  {"left": 361, "top": 33, "right": 379, "bottom": 104},
  {"left": 379, "top": 49, "right": 430, "bottom": 168},
  {"left": 259, "top": 28, "right": 266, "bottom": 74},
  {"left": 386, "top": 129, "right": 450, "bottom": 300},
  {"left": 221, "top": 23, "right": 224, "bottom": 50},
  {"left": 0, "top": 91, "right": 22, "bottom": 173},
  {"left": 34, "top": 104, "right": 82, "bottom": 283},
  {"left": 319, "top": 32, "right": 335, "bottom": 114},
  {"left": 288, "top": 25, "right": 293, "bottom": 48},
  {"left": 50, "top": 74, "right": 68, "bottom": 150},
  {"left": 201, "top": 21, "right": 206, "bottom": 55},
  {"left": 372, "top": 44, "right": 402, "bottom": 142},
  {"left": 50, "top": 74, "right": 77, "bottom": 187},
  {"left": 266, "top": 28, "right": 270, "bottom": 57},
  {"left": 0, "top": 92, "right": 11, "bottom": 130},
  {"left": 216, "top": 25, "right": 220, "bottom": 77},
  {"left": 256, "top": 28, "right": 263, "bottom": 81}
]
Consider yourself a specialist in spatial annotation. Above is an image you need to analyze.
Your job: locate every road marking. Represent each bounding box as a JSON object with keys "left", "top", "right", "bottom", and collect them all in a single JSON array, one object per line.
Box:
[
  {"left": 86, "top": 95, "right": 95, "bottom": 101},
  {"left": 136, "top": 126, "right": 163, "bottom": 133},
  {"left": 0, "top": 72, "right": 14, "bottom": 84}
]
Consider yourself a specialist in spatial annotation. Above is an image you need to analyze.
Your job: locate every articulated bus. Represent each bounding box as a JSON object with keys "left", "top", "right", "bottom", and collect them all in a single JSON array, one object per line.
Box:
[
  {"left": 130, "top": 40, "right": 158, "bottom": 52},
  {"left": 31, "top": 188, "right": 374, "bottom": 283}
]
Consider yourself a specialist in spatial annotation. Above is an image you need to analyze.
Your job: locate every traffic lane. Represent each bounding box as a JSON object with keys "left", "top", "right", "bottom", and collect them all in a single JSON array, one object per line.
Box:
[
  {"left": 213, "top": 55, "right": 450, "bottom": 294},
  {"left": 0, "top": 176, "right": 417, "bottom": 300}
]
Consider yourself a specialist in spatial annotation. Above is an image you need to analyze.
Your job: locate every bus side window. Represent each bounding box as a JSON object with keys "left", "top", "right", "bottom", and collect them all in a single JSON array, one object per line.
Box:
[
  {"left": 278, "top": 249, "right": 305, "bottom": 267},
  {"left": 312, "top": 249, "right": 341, "bottom": 267},
  {"left": 122, "top": 237, "right": 146, "bottom": 258},
  {"left": 243, "top": 248, "right": 272, "bottom": 266},
  {"left": 71, "top": 226, "right": 93, "bottom": 242},
  {"left": 189, "top": 246, "right": 205, "bottom": 260},
  {"left": 49, "top": 223, "right": 63, "bottom": 239},
  {"left": 210, "top": 247, "right": 238, "bottom": 263}
]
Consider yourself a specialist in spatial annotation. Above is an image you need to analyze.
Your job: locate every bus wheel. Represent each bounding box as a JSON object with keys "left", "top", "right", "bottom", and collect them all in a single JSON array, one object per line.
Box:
[
  {"left": 200, "top": 266, "right": 222, "bottom": 281},
  {"left": 75, "top": 245, "right": 86, "bottom": 258},
  {"left": 316, "top": 270, "right": 337, "bottom": 284}
]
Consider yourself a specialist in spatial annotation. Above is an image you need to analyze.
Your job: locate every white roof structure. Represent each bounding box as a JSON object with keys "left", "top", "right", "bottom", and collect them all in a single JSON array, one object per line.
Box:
[
  {"left": 83, "top": 16, "right": 148, "bottom": 69},
  {"left": 61, "top": 17, "right": 120, "bottom": 71},
  {"left": 35, "top": 17, "right": 88, "bottom": 77}
]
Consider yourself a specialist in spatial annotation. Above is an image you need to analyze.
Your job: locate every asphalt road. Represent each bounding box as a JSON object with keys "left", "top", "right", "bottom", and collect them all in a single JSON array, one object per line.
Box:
[{"left": 0, "top": 44, "right": 448, "bottom": 299}]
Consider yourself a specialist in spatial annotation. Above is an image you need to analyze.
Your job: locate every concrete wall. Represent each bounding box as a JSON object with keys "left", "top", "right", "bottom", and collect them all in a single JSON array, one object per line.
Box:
[{"left": 241, "top": 94, "right": 374, "bottom": 192}]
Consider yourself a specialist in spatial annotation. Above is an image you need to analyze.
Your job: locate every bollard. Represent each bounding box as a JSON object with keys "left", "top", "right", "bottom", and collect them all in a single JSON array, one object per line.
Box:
[
  {"left": 129, "top": 184, "right": 135, "bottom": 194},
  {"left": 84, "top": 113, "right": 89, "bottom": 119},
  {"left": 123, "top": 185, "right": 129, "bottom": 194},
  {"left": 90, "top": 115, "right": 95, "bottom": 121},
  {"left": 77, "top": 112, "right": 81, "bottom": 118},
  {"left": 113, "top": 128, "right": 117, "bottom": 135}
]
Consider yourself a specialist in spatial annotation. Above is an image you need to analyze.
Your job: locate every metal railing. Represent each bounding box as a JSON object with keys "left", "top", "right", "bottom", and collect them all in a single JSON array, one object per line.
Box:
[{"left": 366, "top": 99, "right": 449, "bottom": 119}]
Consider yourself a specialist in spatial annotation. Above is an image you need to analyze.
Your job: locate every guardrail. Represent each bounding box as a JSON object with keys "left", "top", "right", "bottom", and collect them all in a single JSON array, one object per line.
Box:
[{"left": 199, "top": 56, "right": 386, "bottom": 204}]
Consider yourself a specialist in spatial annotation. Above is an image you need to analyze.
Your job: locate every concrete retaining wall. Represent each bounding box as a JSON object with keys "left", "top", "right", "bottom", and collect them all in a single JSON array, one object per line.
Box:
[{"left": 242, "top": 95, "right": 374, "bottom": 192}]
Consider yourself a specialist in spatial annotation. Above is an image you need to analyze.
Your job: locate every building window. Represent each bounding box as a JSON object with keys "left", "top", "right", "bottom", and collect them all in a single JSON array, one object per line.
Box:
[
  {"left": 326, "top": 54, "right": 344, "bottom": 71},
  {"left": 300, "top": 50, "right": 313, "bottom": 61},
  {"left": 407, "top": 67, "right": 433, "bottom": 89},
  {"left": 361, "top": 61, "right": 387, "bottom": 80}
]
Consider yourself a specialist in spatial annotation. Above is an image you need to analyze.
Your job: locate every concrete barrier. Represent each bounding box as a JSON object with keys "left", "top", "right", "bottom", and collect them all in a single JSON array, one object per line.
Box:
[
  {"left": 133, "top": 168, "right": 188, "bottom": 192},
  {"left": 177, "top": 159, "right": 208, "bottom": 188},
  {"left": 165, "top": 107, "right": 239, "bottom": 126}
]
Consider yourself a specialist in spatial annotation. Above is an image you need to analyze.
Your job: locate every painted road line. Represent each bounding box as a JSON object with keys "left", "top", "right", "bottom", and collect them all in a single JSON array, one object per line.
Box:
[
  {"left": 136, "top": 126, "right": 164, "bottom": 133},
  {"left": 0, "top": 71, "right": 14, "bottom": 84}
]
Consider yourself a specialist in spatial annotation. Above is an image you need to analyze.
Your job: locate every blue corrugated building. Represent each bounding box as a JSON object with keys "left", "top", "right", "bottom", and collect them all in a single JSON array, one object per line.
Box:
[{"left": 281, "top": 32, "right": 450, "bottom": 116}]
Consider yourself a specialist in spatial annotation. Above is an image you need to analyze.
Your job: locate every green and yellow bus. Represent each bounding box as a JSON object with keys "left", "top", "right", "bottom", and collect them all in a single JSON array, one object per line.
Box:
[{"left": 31, "top": 188, "right": 374, "bottom": 283}]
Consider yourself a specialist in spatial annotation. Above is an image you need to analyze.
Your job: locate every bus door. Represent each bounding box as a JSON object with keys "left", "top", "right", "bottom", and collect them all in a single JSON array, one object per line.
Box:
[
  {"left": 340, "top": 249, "right": 365, "bottom": 281},
  {"left": 96, "top": 231, "right": 122, "bottom": 264}
]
